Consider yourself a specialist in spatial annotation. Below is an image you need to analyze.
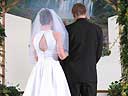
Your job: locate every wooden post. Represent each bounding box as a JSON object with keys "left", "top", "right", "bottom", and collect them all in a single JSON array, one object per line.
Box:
[{"left": 1, "top": 0, "right": 6, "bottom": 84}]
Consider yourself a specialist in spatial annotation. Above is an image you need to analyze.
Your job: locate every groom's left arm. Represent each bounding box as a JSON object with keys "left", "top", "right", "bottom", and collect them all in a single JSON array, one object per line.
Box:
[{"left": 96, "top": 26, "right": 103, "bottom": 63}]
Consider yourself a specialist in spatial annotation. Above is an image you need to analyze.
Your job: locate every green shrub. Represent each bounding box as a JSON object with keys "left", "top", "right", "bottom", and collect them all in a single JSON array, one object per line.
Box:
[
  {"left": 108, "top": 80, "right": 128, "bottom": 96},
  {"left": 0, "top": 84, "right": 20, "bottom": 96}
]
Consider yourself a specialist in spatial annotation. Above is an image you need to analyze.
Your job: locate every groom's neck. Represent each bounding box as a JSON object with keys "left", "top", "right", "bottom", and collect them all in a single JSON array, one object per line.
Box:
[{"left": 75, "top": 15, "right": 87, "bottom": 20}]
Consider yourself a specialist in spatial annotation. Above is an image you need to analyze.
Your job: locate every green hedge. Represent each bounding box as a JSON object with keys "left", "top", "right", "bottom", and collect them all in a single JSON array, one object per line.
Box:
[
  {"left": 0, "top": 84, "right": 21, "bottom": 96},
  {"left": 118, "top": 0, "right": 128, "bottom": 81}
]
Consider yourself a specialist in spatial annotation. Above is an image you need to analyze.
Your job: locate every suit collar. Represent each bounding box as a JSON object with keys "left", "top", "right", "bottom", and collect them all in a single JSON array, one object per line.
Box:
[
  {"left": 76, "top": 18, "right": 88, "bottom": 22},
  {"left": 75, "top": 18, "right": 88, "bottom": 23}
]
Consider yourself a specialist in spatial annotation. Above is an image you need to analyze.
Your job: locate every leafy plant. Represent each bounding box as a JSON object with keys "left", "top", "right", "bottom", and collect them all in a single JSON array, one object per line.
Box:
[
  {"left": 108, "top": 81, "right": 122, "bottom": 96},
  {"left": 0, "top": 84, "right": 21, "bottom": 96},
  {"left": 117, "top": 0, "right": 128, "bottom": 82},
  {"left": 108, "top": 0, "right": 128, "bottom": 95},
  {"left": 0, "top": 84, "right": 10, "bottom": 96},
  {"left": 108, "top": 80, "right": 128, "bottom": 96}
]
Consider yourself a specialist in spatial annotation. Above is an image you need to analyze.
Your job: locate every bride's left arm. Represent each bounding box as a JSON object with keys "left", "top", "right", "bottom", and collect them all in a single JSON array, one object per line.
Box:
[{"left": 53, "top": 32, "right": 68, "bottom": 60}]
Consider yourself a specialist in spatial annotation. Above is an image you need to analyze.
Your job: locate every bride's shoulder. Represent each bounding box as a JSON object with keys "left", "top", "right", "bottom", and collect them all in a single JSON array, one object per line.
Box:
[
  {"left": 52, "top": 32, "right": 62, "bottom": 41},
  {"left": 32, "top": 32, "right": 42, "bottom": 41},
  {"left": 53, "top": 32, "right": 61, "bottom": 36}
]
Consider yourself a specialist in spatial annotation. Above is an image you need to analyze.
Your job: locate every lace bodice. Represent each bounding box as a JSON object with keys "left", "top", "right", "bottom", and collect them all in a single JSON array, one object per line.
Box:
[{"left": 33, "top": 30, "right": 58, "bottom": 60}]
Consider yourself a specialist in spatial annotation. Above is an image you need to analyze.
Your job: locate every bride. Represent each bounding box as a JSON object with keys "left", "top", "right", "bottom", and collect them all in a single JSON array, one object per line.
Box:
[{"left": 23, "top": 8, "right": 71, "bottom": 96}]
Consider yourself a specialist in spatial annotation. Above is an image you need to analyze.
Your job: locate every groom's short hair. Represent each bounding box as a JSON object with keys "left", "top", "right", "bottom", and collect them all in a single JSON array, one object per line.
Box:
[{"left": 72, "top": 3, "right": 86, "bottom": 18}]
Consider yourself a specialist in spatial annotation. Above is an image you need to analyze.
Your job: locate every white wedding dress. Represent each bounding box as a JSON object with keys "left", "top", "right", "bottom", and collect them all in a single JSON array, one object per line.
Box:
[{"left": 23, "top": 30, "right": 71, "bottom": 96}]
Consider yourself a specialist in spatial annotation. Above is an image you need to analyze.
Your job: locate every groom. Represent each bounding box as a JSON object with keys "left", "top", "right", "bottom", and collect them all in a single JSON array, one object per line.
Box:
[{"left": 61, "top": 3, "right": 103, "bottom": 96}]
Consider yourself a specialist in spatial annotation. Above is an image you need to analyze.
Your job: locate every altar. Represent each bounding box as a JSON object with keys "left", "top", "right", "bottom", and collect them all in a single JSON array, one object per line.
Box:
[
  {"left": 5, "top": 13, "right": 121, "bottom": 92},
  {"left": 2, "top": 0, "right": 121, "bottom": 95}
]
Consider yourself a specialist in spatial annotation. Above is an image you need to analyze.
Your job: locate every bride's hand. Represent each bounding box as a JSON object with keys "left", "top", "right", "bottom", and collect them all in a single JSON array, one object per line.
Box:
[
  {"left": 63, "top": 52, "right": 68, "bottom": 60},
  {"left": 58, "top": 51, "right": 68, "bottom": 60}
]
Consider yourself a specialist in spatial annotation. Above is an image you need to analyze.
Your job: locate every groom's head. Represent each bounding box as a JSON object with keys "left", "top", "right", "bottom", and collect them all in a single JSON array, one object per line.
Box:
[{"left": 72, "top": 3, "right": 87, "bottom": 20}]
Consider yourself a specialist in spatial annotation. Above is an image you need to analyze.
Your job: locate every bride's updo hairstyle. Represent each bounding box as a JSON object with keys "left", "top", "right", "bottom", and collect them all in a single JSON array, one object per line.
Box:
[{"left": 39, "top": 9, "right": 53, "bottom": 25}]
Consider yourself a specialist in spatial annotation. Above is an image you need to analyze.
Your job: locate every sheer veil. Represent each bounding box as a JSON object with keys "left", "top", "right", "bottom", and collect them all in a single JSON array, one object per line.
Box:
[{"left": 29, "top": 8, "right": 69, "bottom": 64}]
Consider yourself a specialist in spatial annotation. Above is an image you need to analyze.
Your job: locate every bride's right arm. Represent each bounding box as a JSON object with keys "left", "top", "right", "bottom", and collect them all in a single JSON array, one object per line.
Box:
[
  {"left": 33, "top": 50, "right": 38, "bottom": 62},
  {"left": 32, "top": 37, "right": 38, "bottom": 62},
  {"left": 53, "top": 32, "right": 68, "bottom": 60}
]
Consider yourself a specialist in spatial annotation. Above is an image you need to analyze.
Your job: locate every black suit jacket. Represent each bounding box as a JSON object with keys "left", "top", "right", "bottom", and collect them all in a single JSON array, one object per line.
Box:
[{"left": 61, "top": 18, "right": 103, "bottom": 82}]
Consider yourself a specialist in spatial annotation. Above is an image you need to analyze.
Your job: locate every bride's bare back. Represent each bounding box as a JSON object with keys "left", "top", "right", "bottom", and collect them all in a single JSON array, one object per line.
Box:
[
  {"left": 39, "top": 35, "right": 48, "bottom": 52},
  {"left": 33, "top": 31, "right": 68, "bottom": 61}
]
